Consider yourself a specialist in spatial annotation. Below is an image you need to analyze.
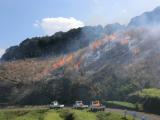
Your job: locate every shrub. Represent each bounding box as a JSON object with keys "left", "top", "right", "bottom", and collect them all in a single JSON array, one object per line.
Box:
[
  {"left": 59, "top": 109, "right": 74, "bottom": 120},
  {"left": 96, "top": 112, "right": 111, "bottom": 120}
]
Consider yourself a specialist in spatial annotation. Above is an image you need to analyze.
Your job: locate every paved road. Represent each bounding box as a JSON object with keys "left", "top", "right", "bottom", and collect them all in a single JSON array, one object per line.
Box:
[{"left": 106, "top": 108, "right": 160, "bottom": 120}]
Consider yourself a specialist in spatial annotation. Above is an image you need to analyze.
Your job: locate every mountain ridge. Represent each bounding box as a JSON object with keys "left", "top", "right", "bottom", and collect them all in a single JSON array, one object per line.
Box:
[
  {"left": 128, "top": 6, "right": 160, "bottom": 26},
  {"left": 1, "top": 24, "right": 124, "bottom": 61}
]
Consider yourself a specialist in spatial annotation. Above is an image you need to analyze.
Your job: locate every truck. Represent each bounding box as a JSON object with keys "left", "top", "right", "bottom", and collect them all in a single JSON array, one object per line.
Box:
[
  {"left": 90, "top": 100, "right": 106, "bottom": 112},
  {"left": 49, "top": 101, "right": 64, "bottom": 109},
  {"left": 73, "top": 101, "right": 89, "bottom": 109}
]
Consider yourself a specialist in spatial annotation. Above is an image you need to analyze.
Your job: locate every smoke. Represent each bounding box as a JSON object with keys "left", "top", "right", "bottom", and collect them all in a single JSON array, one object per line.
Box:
[
  {"left": 126, "top": 26, "right": 160, "bottom": 60},
  {"left": 0, "top": 49, "right": 5, "bottom": 58},
  {"left": 49, "top": 21, "right": 160, "bottom": 74},
  {"left": 128, "top": 6, "right": 160, "bottom": 27}
]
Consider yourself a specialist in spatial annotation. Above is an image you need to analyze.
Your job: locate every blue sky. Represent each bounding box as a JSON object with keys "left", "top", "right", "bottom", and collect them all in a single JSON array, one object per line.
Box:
[{"left": 1, "top": 0, "right": 160, "bottom": 56}]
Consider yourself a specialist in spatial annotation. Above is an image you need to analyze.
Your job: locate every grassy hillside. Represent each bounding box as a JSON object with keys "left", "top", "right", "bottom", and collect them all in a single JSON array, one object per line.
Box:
[
  {"left": 104, "top": 101, "right": 136, "bottom": 109},
  {"left": 128, "top": 88, "right": 160, "bottom": 114},
  {"left": 0, "top": 108, "right": 137, "bottom": 120},
  {"left": 137, "top": 88, "right": 160, "bottom": 98}
]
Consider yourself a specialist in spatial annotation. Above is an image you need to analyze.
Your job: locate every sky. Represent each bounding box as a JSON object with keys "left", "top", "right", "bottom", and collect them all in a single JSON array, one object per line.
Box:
[{"left": 1, "top": 0, "right": 160, "bottom": 57}]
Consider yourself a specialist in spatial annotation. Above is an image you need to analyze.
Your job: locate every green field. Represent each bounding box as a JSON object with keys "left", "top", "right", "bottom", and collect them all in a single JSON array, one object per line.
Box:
[
  {"left": 104, "top": 101, "right": 143, "bottom": 111},
  {"left": 105, "top": 101, "right": 136, "bottom": 109},
  {"left": 137, "top": 88, "right": 160, "bottom": 98},
  {"left": 0, "top": 108, "right": 137, "bottom": 120}
]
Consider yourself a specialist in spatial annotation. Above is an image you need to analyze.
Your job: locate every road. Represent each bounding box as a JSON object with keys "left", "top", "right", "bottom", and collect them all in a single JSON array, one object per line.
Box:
[{"left": 106, "top": 108, "right": 160, "bottom": 120}]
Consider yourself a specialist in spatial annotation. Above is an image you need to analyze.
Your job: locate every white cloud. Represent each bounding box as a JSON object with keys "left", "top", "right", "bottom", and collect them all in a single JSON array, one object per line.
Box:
[
  {"left": 0, "top": 49, "right": 5, "bottom": 58},
  {"left": 35, "top": 17, "right": 85, "bottom": 35}
]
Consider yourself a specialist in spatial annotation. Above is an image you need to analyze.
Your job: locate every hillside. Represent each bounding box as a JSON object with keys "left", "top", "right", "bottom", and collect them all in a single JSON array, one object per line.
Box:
[
  {"left": 1, "top": 7, "right": 160, "bottom": 106},
  {"left": 1, "top": 26, "right": 160, "bottom": 105},
  {"left": 128, "top": 88, "right": 160, "bottom": 114}
]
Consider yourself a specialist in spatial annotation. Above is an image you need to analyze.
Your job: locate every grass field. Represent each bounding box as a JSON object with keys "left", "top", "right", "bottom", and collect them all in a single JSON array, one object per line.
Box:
[
  {"left": 0, "top": 108, "right": 138, "bottom": 120},
  {"left": 103, "top": 101, "right": 143, "bottom": 111},
  {"left": 105, "top": 101, "right": 136, "bottom": 109},
  {"left": 137, "top": 88, "right": 160, "bottom": 98}
]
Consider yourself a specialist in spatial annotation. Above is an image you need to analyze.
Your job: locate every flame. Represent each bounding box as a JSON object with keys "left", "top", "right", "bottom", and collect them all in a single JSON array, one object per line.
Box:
[
  {"left": 91, "top": 34, "right": 117, "bottom": 50},
  {"left": 65, "top": 54, "right": 73, "bottom": 63},
  {"left": 121, "top": 39, "right": 129, "bottom": 45},
  {"left": 51, "top": 33, "right": 131, "bottom": 71},
  {"left": 107, "top": 34, "right": 117, "bottom": 41},
  {"left": 91, "top": 40, "right": 104, "bottom": 50},
  {"left": 52, "top": 54, "right": 74, "bottom": 70}
]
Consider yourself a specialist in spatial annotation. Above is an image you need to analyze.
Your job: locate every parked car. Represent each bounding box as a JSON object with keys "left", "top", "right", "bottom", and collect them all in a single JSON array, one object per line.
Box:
[
  {"left": 49, "top": 101, "right": 64, "bottom": 109},
  {"left": 90, "top": 100, "right": 106, "bottom": 112},
  {"left": 73, "top": 101, "right": 88, "bottom": 109}
]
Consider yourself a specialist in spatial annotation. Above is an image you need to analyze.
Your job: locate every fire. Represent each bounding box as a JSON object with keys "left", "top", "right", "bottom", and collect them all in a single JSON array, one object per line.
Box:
[
  {"left": 52, "top": 58, "right": 65, "bottom": 70},
  {"left": 121, "top": 39, "right": 129, "bottom": 45},
  {"left": 91, "top": 34, "right": 117, "bottom": 50},
  {"left": 91, "top": 40, "right": 104, "bottom": 50},
  {"left": 52, "top": 54, "right": 74, "bottom": 70},
  {"left": 107, "top": 34, "right": 117, "bottom": 41},
  {"left": 65, "top": 54, "right": 73, "bottom": 63},
  {"left": 52, "top": 33, "right": 130, "bottom": 71}
]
